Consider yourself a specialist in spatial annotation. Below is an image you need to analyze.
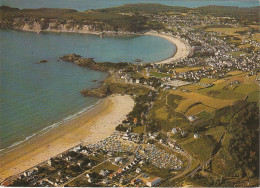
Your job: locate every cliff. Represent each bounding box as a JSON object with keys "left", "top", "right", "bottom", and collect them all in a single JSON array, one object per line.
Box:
[
  {"left": 0, "top": 6, "right": 148, "bottom": 33},
  {"left": 0, "top": 17, "right": 112, "bottom": 33}
]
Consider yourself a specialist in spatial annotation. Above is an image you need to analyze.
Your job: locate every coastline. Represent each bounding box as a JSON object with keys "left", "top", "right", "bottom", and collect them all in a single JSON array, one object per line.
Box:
[{"left": 0, "top": 94, "right": 135, "bottom": 181}]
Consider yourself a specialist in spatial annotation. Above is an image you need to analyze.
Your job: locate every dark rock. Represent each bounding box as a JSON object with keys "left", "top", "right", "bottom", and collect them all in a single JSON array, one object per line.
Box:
[{"left": 39, "top": 59, "right": 48, "bottom": 63}]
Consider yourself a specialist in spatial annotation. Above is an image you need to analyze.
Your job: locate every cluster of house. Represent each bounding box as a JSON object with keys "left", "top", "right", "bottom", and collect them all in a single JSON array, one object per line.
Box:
[
  {"left": 3, "top": 125, "right": 189, "bottom": 188},
  {"left": 88, "top": 134, "right": 138, "bottom": 154},
  {"left": 118, "top": 70, "right": 161, "bottom": 89},
  {"left": 122, "top": 130, "right": 140, "bottom": 143},
  {"left": 139, "top": 145, "right": 183, "bottom": 170}
]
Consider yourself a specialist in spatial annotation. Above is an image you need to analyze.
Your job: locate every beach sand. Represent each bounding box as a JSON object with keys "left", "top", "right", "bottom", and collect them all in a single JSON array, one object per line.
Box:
[
  {"left": 145, "top": 31, "right": 192, "bottom": 64},
  {"left": 0, "top": 94, "right": 134, "bottom": 181}
]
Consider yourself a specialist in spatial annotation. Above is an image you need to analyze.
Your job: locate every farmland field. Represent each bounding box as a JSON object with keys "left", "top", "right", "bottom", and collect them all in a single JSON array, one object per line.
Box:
[
  {"left": 173, "top": 67, "right": 202, "bottom": 73},
  {"left": 205, "top": 27, "right": 248, "bottom": 36},
  {"left": 185, "top": 104, "right": 215, "bottom": 116},
  {"left": 170, "top": 90, "right": 235, "bottom": 110}
]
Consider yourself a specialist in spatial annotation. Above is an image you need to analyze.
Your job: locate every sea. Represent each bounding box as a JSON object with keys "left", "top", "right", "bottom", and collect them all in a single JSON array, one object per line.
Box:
[{"left": 0, "top": 0, "right": 259, "bottom": 154}]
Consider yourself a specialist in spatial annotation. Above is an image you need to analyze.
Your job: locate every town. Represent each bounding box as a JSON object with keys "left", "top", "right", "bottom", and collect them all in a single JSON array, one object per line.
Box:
[
  {"left": 3, "top": 130, "right": 187, "bottom": 187},
  {"left": 1, "top": 3, "right": 259, "bottom": 187}
]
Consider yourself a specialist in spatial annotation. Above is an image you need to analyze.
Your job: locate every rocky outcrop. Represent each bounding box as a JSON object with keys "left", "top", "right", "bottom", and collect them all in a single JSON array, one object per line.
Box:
[
  {"left": 59, "top": 54, "right": 110, "bottom": 72},
  {"left": 81, "top": 85, "right": 112, "bottom": 98},
  {"left": 60, "top": 54, "right": 130, "bottom": 72}
]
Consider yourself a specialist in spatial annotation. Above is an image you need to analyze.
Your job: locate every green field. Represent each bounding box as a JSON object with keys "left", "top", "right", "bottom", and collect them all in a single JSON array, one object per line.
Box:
[
  {"left": 149, "top": 92, "right": 190, "bottom": 131},
  {"left": 205, "top": 27, "right": 248, "bottom": 36},
  {"left": 180, "top": 135, "right": 216, "bottom": 163},
  {"left": 197, "top": 74, "right": 259, "bottom": 101},
  {"left": 132, "top": 125, "right": 145, "bottom": 134},
  {"left": 211, "top": 133, "right": 236, "bottom": 176},
  {"left": 149, "top": 71, "right": 168, "bottom": 78},
  {"left": 247, "top": 91, "right": 259, "bottom": 103},
  {"left": 172, "top": 90, "right": 235, "bottom": 112}
]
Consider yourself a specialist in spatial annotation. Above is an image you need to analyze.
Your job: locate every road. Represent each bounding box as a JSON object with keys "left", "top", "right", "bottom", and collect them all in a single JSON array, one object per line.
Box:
[{"left": 60, "top": 157, "right": 113, "bottom": 187}]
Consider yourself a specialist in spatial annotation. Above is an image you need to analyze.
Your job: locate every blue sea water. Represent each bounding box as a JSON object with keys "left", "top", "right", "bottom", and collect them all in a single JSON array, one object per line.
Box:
[
  {"left": 0, "top": 30, "right": 175, "bottom": 152},
  {"left": 0, "top": 0, "right": 259, "bottom": 10}
]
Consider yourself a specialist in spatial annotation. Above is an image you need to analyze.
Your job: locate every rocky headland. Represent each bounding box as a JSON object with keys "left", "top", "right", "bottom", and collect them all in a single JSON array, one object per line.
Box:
[{"left": 59, "top": 54, "right": 150, "bottom": 98}]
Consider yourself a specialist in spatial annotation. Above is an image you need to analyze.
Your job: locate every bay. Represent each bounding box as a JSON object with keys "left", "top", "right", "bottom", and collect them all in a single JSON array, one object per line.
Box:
[{"left": 0, "top": 30, "right": 175, "bottom": 152}]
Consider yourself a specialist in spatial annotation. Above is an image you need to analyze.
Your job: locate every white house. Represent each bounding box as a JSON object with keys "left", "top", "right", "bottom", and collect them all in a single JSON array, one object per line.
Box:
[
  {"left": 188, "top": 115, "right": 196, "bottom": 122},
  {"left": 66, "top": 156, "right": 72, "bottom": 162},
  {"left": 181, "top": 131, "right": 186, "bottom": 137},
  {"left": 47, "top": 158, "right": 54, "bottom": 166},
  {"left": 72, "top": 145, "right": 82, "bottom": 152},
  {"left": 88, "top": 178, "right": 93, "bottom": 183},
  {"left": 23, "top": 171, "right": 32, "bottom": 177},
  {"left": 172, "top": 128, "right": 178, "bottom": 134},
  {"left": 194, "top": 133, "right": 200, "bottom": 139},
  {"left": 123, "top": 133, "right": 130, "bottom": 140},
  {"left": 86, "top": 173, "right": 90, "bottom": 178},
  {"left": 99, "top": 170, "right": 106, "bottom": 176},
  {"left": 136, "top": 168, "right": 142, "bottom": 174},
  {"left": 115, "top": 157, "right": 123, "bottom": 163}
]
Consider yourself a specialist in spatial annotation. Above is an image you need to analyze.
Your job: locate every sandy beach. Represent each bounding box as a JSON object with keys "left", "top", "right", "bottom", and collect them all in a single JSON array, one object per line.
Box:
[
  {"left": 145, "top": 31, "right": 192, "bottom": 64},
  {"left": 0, "top": 94, "right": 134, "bottom": 181}
]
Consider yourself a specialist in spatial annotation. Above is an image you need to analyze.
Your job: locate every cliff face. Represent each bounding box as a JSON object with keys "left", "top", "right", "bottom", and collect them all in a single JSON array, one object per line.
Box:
[
  {"left": 0, "top": 5, "right": 148, "bottom": 33},
  {"left": 0, "top": 17, "right": 111, "bottom": 33}
]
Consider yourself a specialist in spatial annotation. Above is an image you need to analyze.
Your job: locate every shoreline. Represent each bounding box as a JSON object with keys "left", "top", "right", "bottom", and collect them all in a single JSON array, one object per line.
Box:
[
  {"left": 0, "top": 99, "right": 102, "bottom": 157},
  {"left": 145, "top": 31, "right": 192, "bottom": 64},
  {"left": 0, "top": 94, "right": 135, "bottom": 181}
]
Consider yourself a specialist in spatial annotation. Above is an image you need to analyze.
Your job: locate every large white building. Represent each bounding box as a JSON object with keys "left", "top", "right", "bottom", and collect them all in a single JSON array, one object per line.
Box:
[{"left": 146, "top": 177, "right": 161, "bottom": 187}]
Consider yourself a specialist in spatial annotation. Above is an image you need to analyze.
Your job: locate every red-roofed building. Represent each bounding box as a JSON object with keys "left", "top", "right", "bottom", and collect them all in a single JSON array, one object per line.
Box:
[{"left": 116, "top": 168, "right": 123, "bottom": 175}]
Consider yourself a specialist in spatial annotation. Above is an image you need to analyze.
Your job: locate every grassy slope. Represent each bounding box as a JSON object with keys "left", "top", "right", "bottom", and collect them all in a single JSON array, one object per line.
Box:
[
  {"left": 149, "top": 92, "right": 190, "bottom": 132},
  {"left": 179, "top": 135, "right": 216, "bottom": 163}
]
